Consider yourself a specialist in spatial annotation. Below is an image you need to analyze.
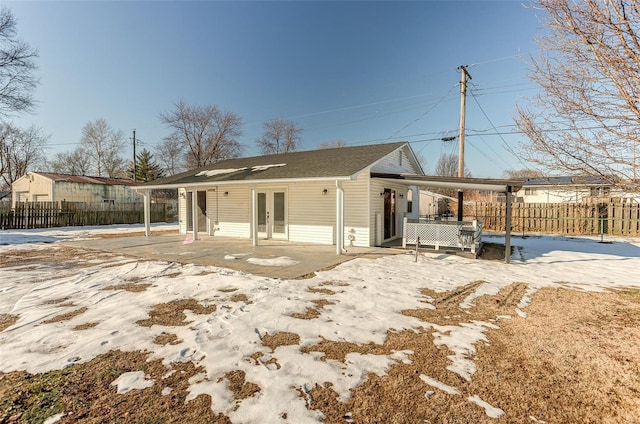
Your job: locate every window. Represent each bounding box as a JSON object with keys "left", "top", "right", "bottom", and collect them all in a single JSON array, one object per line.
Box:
[
  {"left": 524, "top": 188, "right": 536, "bottom": 195},
  {"left": 406, "top": 190, "right": 413, "bottom": 213}
]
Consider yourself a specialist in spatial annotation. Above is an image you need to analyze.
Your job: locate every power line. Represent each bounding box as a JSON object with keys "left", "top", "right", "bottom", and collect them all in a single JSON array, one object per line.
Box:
[{"left": 470, "top": 89, "right": 547, "bottom": 170}]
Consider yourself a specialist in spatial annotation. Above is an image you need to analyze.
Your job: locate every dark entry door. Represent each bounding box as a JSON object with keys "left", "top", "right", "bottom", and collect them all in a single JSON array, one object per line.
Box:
[{"left": 383, "top": 188, "right": 396, "bottom": 239}]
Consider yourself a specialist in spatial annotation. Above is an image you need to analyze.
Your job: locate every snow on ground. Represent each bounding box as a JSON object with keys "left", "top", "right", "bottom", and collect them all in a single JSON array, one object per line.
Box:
[{"left": 1, "top": 225, "right": 640, "bottom": 422}]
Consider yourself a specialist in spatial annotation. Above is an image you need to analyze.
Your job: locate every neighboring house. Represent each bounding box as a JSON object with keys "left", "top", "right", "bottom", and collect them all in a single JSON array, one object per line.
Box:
[
  {"left": 11, "top": 172, "right": 142, "bottom": 206},
  {"left": 0, "top": 191, "right": 10, "bottom": 202},
  {"left": 514, "top": 176, "right": 613, "bottom": 204},
  {"left": 419, "top": 190, "right": 455, "bottom": 217},
  {"left": 138, "top": 142, "right": 423, "bottom": 249}
]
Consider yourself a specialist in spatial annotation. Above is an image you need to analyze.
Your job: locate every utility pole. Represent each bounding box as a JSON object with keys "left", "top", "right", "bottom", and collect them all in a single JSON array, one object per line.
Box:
[
  {"left": 132, "top": 129, "right": 137, "bottom": 182},
  {"left": 457, "top": 65, "right": 471, "bottom": 221}
]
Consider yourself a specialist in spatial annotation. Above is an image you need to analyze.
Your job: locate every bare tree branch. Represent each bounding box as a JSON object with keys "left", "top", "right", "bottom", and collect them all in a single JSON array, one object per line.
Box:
[
  {"left": 0, "top": 122, "right": 47, "bottom": 188},
  {"left": 257, "top": 117, "right": 302, "bottom": 155},
  {"left": 79, "top": 119, "right": 126, "bottom": 178},
  {"left": 160, "top": 100, "right": 243, "bottom": 169},
  {"left": 516, "top": 0, "right": 640, "bottom": 187},
  {"left": 0, "top": 7, "right": 38, "bottom": 117}
]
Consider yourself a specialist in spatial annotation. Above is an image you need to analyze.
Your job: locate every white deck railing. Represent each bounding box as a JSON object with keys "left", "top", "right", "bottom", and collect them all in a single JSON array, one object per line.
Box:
[{"left": 402, "top": 218, "right": 482, "bottom": 254}]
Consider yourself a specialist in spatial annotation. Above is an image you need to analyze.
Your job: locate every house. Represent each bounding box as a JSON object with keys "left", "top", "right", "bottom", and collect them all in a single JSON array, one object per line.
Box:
[
  {"left": 11, "top": 172, "right": 142, "bottom": 207},
  {"left": 136, "top": 142, "right": 423, "bottom": 252},
  {"left": 135, "top": 142, "right": 523, "bottom": 260},
  {"left": 514, "top": 176, "right": 612, "bottom": 204}
]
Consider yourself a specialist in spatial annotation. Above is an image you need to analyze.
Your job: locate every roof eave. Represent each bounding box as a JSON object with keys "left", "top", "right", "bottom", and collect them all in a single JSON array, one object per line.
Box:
[{"left": 133, "top": 175, "right": 354, "bottom": 191}]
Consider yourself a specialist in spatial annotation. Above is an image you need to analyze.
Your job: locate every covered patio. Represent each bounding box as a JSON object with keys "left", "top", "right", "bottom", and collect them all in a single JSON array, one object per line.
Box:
[{"left": 371, "top": 173, "right": 523, "bottom": 263}]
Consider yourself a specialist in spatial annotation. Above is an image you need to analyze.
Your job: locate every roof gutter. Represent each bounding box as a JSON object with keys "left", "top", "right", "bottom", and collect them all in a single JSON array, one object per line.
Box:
[{"left": 132, "top": 175, "right": 353, "bottom": 191}]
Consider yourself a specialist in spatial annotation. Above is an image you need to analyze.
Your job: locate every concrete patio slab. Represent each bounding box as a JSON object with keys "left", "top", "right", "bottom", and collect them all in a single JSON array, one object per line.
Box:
[{"left": 66, "top": 233, "right": 407, "bottom": 279}]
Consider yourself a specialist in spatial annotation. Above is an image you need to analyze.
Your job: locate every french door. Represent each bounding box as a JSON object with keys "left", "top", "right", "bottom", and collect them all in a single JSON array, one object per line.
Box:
[{"left": 257, "top": 190, "right": 287, "bottom": 239}]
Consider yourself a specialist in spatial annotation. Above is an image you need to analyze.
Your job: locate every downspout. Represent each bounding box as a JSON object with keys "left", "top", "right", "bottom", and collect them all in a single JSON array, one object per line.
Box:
[
  {"left": 251, "top": 187, "right": 258, "bottom": 246},
  {"left": 336, "top": 180, "right": 345, "bottom": 255}
]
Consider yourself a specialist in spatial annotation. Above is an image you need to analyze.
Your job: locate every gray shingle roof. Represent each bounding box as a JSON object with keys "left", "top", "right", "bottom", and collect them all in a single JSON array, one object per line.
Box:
[{"left": 144, "top": 142, "right": 408, "bottom": 187}]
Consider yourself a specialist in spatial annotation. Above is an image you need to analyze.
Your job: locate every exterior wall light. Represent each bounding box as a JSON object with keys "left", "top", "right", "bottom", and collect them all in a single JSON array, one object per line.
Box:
[{"left": 322, "top": 189, "right": 328, "bottom": 195}]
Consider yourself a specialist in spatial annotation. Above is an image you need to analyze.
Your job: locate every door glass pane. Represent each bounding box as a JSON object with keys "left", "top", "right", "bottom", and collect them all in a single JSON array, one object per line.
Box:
[
  {"left": 186, "top": 192, "right": 193, "bottom": 232},
  {"left": 257, "top": 193, "right": 267, "bottom": 233},
  {"left": 273, "top": 192, "right": 285, "bottom": 234}
]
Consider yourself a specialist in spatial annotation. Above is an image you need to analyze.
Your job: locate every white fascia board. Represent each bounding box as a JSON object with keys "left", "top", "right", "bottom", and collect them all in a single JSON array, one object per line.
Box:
[
  {"left": 132, "top": 176, "right": 353, "bottom": 191},
  {"left": 372, "top": 177, "right": 514, "bottom": 193},
  {"left": 351, "top": 142, "right": 412, "bottom": 180}
]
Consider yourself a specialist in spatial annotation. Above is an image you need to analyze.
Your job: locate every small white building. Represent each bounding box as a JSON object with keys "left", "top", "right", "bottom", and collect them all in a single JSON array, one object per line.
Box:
[
  {"left": 12, "top": 172, "right": 141, "bottom": 206},
  {"left": 137, "top": 142, "right": 423, "bottom": 250},
  {"left": 514, "top": 176, "right": 612, "bottom": 203}
]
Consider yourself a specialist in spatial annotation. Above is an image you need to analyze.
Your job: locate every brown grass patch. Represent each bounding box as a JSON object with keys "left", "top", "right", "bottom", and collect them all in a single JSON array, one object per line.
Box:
[
  {"left": 289, "top": 298, "right": 335, "bottom": 320},
  {"left": 73, "top": 322, "right": 98, "bottom": 331},
  {"left": 221, "top": 370, "right": 261, "bottom": 403},
  {"left": 154, "top": 332, "right": 182, "bottom": 346},
  {"left": 0, "top": 246, "right": 116, "bottom": 268},
  {"left": 261, "top": 332, "right": 301, "bottom": 351},
  {"left": 403, "top": 282, "right": 528, "bottom": 326},
  {"left": 466, "top": 288, "right": 640, "bottom": 423},
  {"left": 104, "top": 282, "right": 152, "bottom": 293},
  {"left": 230, "top": 293, "right": 248, "bottom": 302},
  {"left": 136, "top": 299, "right": 217, "bottom": 327},
  {"left": 308, "top": 287, "right": 336, "bottom": 295},
  {"left": 308, "top": 287, "right": 640, "bottom": 423},
  {"left": 42, "top": 307, "right": 88, "bottom": 324},
  {"left": 246, "top": 352, "right": 281, "bottom": 369},
  {"left": 0, "top": 314, "right": 18, "bottom": 332},
  {"left": 0, "top": 350, "right": 230, "bottom": 424},
  {"left": 42, "top": 297, "right": 71, "bottom": 305}
]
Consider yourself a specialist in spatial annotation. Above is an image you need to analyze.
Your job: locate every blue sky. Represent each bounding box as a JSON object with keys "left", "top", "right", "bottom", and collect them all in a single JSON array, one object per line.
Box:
[{"left": 7, "top": 1, "right": 545, "bottom": 178}]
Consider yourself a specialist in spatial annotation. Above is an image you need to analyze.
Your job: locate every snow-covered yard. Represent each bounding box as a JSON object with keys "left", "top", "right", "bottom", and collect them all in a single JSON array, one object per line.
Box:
[{"left": 1, "top": 225, "right": 640, "bottom": 423}]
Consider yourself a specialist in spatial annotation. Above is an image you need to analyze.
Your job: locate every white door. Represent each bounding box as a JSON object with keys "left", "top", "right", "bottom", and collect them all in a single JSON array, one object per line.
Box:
[{"left": 257, "top": 190, "right": 287, "bottom": 239}]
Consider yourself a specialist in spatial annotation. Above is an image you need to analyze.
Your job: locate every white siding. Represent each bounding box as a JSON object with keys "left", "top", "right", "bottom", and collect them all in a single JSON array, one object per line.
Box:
[
  {"left": 342, "top": 174, "right": 370, "bottom": 247},
  {"left": 515, "top": 187, "right": 590, "bottom": 204},
  {"left": 288, "top": 182, "right": 335, "bottom": 244},
  {"left": 207, "top": 186, "right": 251, "bottom": 238},
  {"left": 370, "top": 146, "right": 421, "bottom": 174}
]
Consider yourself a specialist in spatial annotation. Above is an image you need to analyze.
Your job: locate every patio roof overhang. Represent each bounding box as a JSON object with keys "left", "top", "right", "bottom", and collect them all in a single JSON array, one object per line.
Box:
[
  {"left": 372, "top": 173, "right": 522, "bottom": 264},
  {"left": 371, "top": 173, "right": 523, "bottom": 193}
]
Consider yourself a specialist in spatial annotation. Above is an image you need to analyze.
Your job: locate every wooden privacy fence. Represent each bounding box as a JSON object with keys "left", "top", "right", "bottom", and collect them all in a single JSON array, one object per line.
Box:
[
  {"left": 0, "top": 201, "right": 166, "bottom": 230},
  {"left": 474, "top": 202, "right": 640, "bottom": 236}
]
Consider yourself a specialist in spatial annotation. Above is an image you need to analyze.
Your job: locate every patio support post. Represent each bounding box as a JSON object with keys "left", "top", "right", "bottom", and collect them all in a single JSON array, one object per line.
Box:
[
  {"left": 142, "top": 189, "right": 151, "bottom": 237},
  {"left": 191, "top": 190, "right": 198, "bottom": 241},
  {"left": 336, "top": 180, "right": 344, "bottom": 255},
  {"left": 505, "top": 185, "right": 512, "bottom": 264},
  {"left": 251, "top": 187, "right": 258, "bottom": 246}
]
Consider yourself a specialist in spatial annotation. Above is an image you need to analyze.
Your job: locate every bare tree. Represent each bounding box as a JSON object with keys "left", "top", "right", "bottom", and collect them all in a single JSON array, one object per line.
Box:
[
  {"left": 434, "top": 153, "right": 471, "bottom": 178},
  {"left": 155, "top": 136, "right": 186, "bottom": 176},
  {"left": 434, "top": 153, "right": 471, "bottom": 198},
  {"left": 0, "top": 122, "right": 47, "bottom": 188},
  {"left": 503, "top": 169, "right": 542, "bottom": 180},
  {"left": 257, "top": 117, "right": 302, "bottom": 155},
  {"left": 49, "top": 149, "right": 92, "bottom": 175},
  {"left": 160, "top": 100, "right": 242, "bottom": 169},
  {"left": 79, "top": 118, "right": 126, "bottom": 177},
  {"left": 317, "top": 139, "right": 347, "bottom": 149},
  {"left": 0, "top": 7, "right": 38, "bottom": 117},
  {"left": 516, "top": 0, "right": 640, "bottom": 186}
]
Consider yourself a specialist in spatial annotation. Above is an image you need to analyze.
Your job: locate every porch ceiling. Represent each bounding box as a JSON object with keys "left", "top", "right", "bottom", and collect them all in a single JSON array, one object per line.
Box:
[{"left": 371, "top": 173, "right": 523, "bottom": 193}]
